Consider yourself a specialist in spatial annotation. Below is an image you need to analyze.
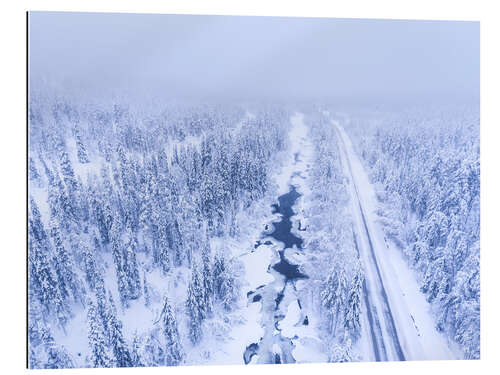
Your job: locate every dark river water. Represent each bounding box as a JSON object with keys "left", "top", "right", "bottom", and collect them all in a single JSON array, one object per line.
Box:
[
  {"left": 269, "top": 185, "right": 307, "bottom": 281},
  {"left": 243, "top": 184, "right": 308, "bottom": 365}
]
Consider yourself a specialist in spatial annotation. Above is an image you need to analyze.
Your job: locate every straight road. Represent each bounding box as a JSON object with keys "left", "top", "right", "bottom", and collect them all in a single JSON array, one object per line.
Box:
[
  {"left": 333, "top": 121, "right": 405, "bottom": 362},
  {"left": 331, "top": 116, "right": 456, "bottom": 361}
]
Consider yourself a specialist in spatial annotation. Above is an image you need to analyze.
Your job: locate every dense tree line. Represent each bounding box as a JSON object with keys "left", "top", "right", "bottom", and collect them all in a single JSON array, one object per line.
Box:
[
  {"left": 28, "top": 97, "right": 289, "bottom": 368},
  {"left": 346, "top": 105, "right": 480, "bottom": 359},
  {"left": 303, "top": 111, "right": 364, "bottom": 362}
]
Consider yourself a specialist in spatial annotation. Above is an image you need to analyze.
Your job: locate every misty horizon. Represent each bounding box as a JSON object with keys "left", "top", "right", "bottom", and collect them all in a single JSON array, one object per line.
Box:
[{"left": 28, "top": 12, "right": 479, "bottom": 105}]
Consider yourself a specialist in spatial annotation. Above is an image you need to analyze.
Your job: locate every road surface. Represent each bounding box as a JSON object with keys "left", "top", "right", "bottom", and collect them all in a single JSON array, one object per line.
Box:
[{"left": 331, "top": 116, "right": 457, "bottom": 362}]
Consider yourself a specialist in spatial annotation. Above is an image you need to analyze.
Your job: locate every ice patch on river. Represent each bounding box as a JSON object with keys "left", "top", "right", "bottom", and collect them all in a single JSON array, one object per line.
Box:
[
  {"left": 278, "top": 300, "right": 301, "bottom": 333},
  {"left": 240, "top": 244, "right": 276, "bottom": 291}
]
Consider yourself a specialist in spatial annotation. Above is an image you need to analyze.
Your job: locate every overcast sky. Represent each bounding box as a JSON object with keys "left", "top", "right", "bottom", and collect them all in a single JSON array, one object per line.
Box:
[{"left": 28, "top": 12, "right": 479, "bottom": 103}]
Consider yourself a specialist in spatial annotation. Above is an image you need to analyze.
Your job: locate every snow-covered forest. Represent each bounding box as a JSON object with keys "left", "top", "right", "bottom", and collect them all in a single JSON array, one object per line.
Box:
[
  {"left": 28, "top": 97, "right": 292, "bottom": 368},
  {"left": 28, "top": 98, "right": 480, "bottom": 368},
  {"left": 343, "top": 105, "right": 480, "bottom": 359}
]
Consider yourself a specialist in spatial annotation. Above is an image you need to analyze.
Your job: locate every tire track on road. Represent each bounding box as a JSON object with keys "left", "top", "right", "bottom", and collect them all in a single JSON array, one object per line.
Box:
[{"left": 333, "top": 122, "right": 406, "bottom": 362}]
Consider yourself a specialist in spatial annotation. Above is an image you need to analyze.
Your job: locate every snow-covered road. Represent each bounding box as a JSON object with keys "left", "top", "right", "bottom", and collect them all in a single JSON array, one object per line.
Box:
[{"left": 332, "top": 118, "right": 458, "bottom": 361}]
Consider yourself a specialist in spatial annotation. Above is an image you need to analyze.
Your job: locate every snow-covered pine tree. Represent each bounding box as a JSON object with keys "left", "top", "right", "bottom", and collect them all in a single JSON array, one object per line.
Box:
[
  {"left": 59, "top": 147, "right": 78, "bottom": 193},
  {"left": 201, "top": 241, "right": 214, "bottom": 316},
  {"left": 212, "top": 253, "right": 226, "bottom": 298},
  {"left": 344, "top": 265, "right": 363, "bottom": 338},
  {"left": 161, "top": 297, "right": 184, "bottom": 366},
  {"left": 100, "top": 164, "right": 115, "bottom": 203},
  {"left": 421, "top": 249, "right": 448, "bottom": 303},
  {"left": 123, "top": 236, "right": 141, "bottom": 300},
  {"left": 131, "top": 332, "right": 144, "bottom": 367},
  {"left": 40, "top": 157, "right": 55, "bottom": 186},
  {"left": 47, "top": 173, "right": 74, "bottom": 232},
  {"left": 28, "top": 290, "right": 46, "bottom": 348},
  {"left": 186, "top": 261, "right": 206, "bottom": 344},
  {"left": 87, "top": 300, "right": 112, "bottom": 368},
  {"left": 212, "top": 252, "right": 236, "bottom": 311},
  {"left": 170, "top": 218, "right": 184, "bottom": 267},
  {"left": 28, "top": 217, "right": 69, "bottom": 329},
  {"left": 28, "top": 346, "right": 41, "bottom": 369},
  {"left": 321, "top": 264, "right": 348, "bottom": 335},
  {"left": 143, "top": 272, "right": 151, "bottom": 308},
  {"left": 141, "top": 329, "right": 165, "bottom": 367},
  {"left": 107, "top": 294, "right": 133, "bottom": 367},
  {"left": 83, "top": 242, "right": 100, "bottom": 291},
  {"left": 452, "top": 244, "right": 480, "bottom": 359},
  {"left": 94, "top": 276, "right": 109, "bottom": 335},
  {"left": 50, "top": 219, "right": 83, "bottom": 304},
  {"left": 110, "top": 219, "right": 130, "bottom": 306},
  {"left": 89, "top": 188, "right": 113, "bottom": 245},
  {"left": 158, "top": 225, "right": 171, "bottom": 275},
  {"left": 29, "top": 156, "right": 41, "bottom": 183},
  {"left": 328, "top": 339, "right": 354, "bottom": 363},
  {"left": 157, "top": 148, "right": 169, "bottom": 174},
  {"left": 199, "top": 169, "right": 216, "bottom": 229},
  {"left": 29, "top": 197, "right": 47, "bottom": 243},
  {"left": 213, "top": 145, "right": 231, "bottom": 233},
  {"left": 76, "top": 131, "right": 90, "bottom": 163},
  {"left": 45, "top": 343, "right": 74, "bottom": 369}
]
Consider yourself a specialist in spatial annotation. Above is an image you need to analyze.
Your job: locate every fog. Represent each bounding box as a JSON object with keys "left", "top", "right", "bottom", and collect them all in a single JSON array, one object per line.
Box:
[{"left": 28, "top": 12, "right": 479, "bottom": 104}]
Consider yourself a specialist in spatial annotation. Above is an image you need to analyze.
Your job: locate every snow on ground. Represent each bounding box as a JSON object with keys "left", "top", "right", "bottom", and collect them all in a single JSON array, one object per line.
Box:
[
  {"left": 209, "top": 302, "right": 265, "bottom": 365},
  {"left": 332, "top": 118, "right": 459, "bottom": 361},
  {"left": 292, "top": 337, "right": 328, "bottom": 364},
  {"left": 278, "top": 299, "right": 302, "bottom": 333},
  {"left": 240, "top": 244, "right": 276, "bottom": 292}
]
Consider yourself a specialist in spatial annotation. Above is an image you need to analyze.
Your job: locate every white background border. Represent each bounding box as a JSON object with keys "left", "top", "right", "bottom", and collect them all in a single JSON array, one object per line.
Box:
[{"left": 1, "top": 1, "right": 497, "bottom": 374}]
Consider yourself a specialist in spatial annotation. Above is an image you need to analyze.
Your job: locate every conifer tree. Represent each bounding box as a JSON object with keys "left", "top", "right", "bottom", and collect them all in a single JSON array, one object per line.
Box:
[
  {"left": 110, "top": 220, "right": 129, "bottom": 306},
  {"left": 186, "top": 261, "right": 205, "bottom": 344},
  {"left": 83, "top": 243, "right": 100, "bottom": 292},
  {"left": 212, "top": 252, "right": 236, "bottom": 311},
  {"left": 59, "top": 148, "right": 78, "bottom": 192},
  {"left": 28, "top": 346, "right": 41, "bottom": 369},
  {"left": 201, "top": 242, "right": 214, "bottom": 316},
  {"left": 94, "top": 277, "right": 110, "bottom": 338},
  {"left": 87, "top": 300, "right": 112, "bottom": 368},
  {"left": 107, "top": 294, "right": 133, "bottom": 367},
  {"left": 76, "top": 131, "right": 90, "bottom": 163},
  {"left": 29, "top": 219, "right": 68, "bottom": 328},
  {"left": 29, "top": 198, "right": 47, "bottom": 243},
  {"left": 344, "top": 266, "right": 363, "bottom": 338},
  {"left": 123, "top": 236, "right": 141, "bottom": 299},
  {"left": 321, "top": 265, "right": 348, "bottom": 335},
  {"left": 40, "top": 157, "right": 55, "bottom": 187},
  {"left": 161, "top": 298, "right": 184, "bottom": 366},
  {"left": 143, "top": 272, "right": 151, "bottom": 308},
  {"left": 45, "top": 343, "right": 74, "bottom": 369},
  {"left": 131, "top": 332, "right": 144, "bottom": 367},
  {"left": 329, "top": 339, "right": 354, "bottom": 363},
  {"left": 50, "top": 219, "right": 82, "bottom": 303},
  {"left": 141, "top": 329, "right": 165, "bottom": 366},
  {"left": 29, "top": 156, "right": 41, "bottom": 183}
]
